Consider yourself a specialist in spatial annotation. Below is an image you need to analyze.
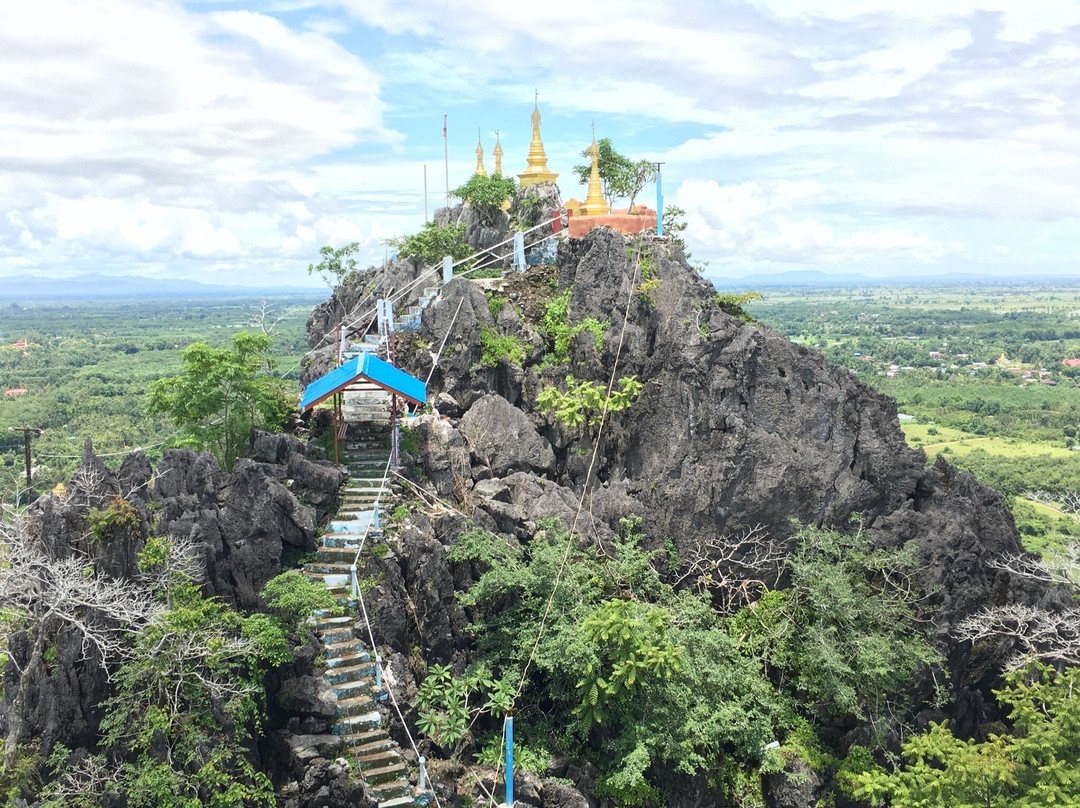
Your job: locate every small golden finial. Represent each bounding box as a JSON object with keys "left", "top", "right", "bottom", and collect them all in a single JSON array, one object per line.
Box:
[{"left": 474, "top": 129, "right": 487, "bottom": 177}]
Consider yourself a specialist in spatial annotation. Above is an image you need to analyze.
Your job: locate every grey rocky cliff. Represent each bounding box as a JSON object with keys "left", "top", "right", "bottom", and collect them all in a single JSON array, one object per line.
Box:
[
  {"left": 0, "top": 434, "right": 348, "bottom": 804},
  {"left": 299, "top": 224, "right": 1051, "bottom": 806}
]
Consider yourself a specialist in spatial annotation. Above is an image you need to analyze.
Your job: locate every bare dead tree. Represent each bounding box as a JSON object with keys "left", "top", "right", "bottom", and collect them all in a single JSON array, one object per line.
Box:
[
  {"left": 673, "top": 524, "right": 787, "bottom": 615},
  {"left": 989, "top": 546, "right": 1080, "bottom": 591},
  {"left": 1021, "top": 489, "right": 1080, "bottom": 522},
  {"left": 247, "top": 301, "right": 292, "bottom": 374},
  {"left": 39, "top": 752, "right": 120, "bottom": 805},
  {"left": 0, "top": 514, "right": 164, "bottom": 771},
  {"left": 955, "top": 603, "right": 1080, "bottom": 670}
]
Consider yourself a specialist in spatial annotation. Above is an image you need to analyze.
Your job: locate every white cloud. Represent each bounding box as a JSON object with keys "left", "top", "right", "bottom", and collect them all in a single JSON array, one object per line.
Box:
[
  {"left": 0, "top": 0, "right": 396, "bottom": 281},
  {"left": 677, "top": 178, "right": 961, "bottom": 265}
]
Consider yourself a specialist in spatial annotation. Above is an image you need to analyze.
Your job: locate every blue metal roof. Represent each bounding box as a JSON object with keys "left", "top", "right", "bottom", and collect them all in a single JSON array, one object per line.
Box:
[{"left": 299, "top": 353, "right": 427, "bottom": 412}]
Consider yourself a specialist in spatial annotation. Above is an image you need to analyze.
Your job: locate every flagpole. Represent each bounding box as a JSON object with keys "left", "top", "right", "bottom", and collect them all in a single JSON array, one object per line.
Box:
[
  {"left": 423, "top": 164, "right": 429, "bottom": 223},
  {"left": 443, "top": 113, "right": 449, "bottom": 206}
]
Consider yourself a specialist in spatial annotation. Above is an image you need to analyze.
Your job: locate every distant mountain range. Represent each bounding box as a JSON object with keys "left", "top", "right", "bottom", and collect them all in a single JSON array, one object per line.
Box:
[
  {"left": 709, "top": 270, "right": 1080, "bottom": 287},
  {"left": 0, "top": 273, "right": 327, "bottom": 301},
  {"left": 4, "top": 269, "right": 1079, "bottom": 302}
]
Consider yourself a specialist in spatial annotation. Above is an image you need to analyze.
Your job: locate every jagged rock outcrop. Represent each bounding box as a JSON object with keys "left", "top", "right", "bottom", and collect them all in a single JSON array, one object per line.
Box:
[
  {"left": 358, "top": 226, "right": 1044, "bottom": 737},
  {"left": 294, "top": 220, "right": 1055, "bottom": 807},
  {"left": 0, "top": 434, "right": 347, "bottom": 798}
]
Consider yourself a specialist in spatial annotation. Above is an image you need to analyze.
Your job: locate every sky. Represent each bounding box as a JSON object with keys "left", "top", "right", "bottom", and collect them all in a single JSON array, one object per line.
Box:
[{"left": 1, "top": 0, "right": 1078, "bottom": 289}]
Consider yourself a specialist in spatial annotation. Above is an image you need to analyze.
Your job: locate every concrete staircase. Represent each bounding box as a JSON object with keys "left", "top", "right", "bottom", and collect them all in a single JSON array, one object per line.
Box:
[
  {"left": 302, "top": 424, "right": 429, "bottom": 808},
  {"left": 396, "top": 286, "right": 439, "bottom": 332}
]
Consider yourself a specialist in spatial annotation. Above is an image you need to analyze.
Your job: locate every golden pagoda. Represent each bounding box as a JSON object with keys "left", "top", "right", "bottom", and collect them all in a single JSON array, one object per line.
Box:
[
  {"left": 580, "top": 136, "right": 609, "bottom": 216},
  {"left": 473, "top": 131, "right": 487, "bottom": 177},
  {"left": 518, "top": 96, "right": 558, "bottom": 188},
  {"left": 493, "top": 131, "right": 504, "bottom": 175}
]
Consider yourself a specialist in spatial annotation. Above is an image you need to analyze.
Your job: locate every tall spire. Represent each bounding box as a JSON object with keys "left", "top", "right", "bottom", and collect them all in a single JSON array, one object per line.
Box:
[
  {"left": 474, "top": 129, "right": 487, "bottom": 177},
  {"left": 493, "top": 130, "right": 504, "bottom": 176},
  {"left": 581, "top": 131, "right": 609, "bottom": 216},
  {"left": 518, "top": 92, "right": 558, "bottom": 188}
]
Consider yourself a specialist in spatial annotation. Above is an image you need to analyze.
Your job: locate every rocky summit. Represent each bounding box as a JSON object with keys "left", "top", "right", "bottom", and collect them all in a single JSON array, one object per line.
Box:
[{"left": 0, "top": 201, "right": 1060, "bottom": 808}]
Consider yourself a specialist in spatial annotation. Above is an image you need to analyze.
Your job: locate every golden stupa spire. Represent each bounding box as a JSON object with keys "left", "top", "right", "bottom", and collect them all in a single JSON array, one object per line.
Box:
[
  {"left": 493, "top": 130, "right": 504, "bottom": 175},
  {"left": 474, "top": 129, "right": 487, "bottom": 177},
  {"left": 517, "top": 91, "right": 558, "bottom": 188},
  {"left": 581, "top": 126, "right": 609, "bottom": 216}
]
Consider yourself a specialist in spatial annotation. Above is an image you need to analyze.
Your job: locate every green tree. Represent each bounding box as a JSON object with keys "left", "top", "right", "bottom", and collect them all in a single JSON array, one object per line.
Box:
[
  {"left": 307, "top": 242, "right": 360, "bottom": 289},
  {"left": 451, "top": 174, "right": 516, "bottom": 227},
  {"left": 385, "top": 221, "right": 472, "bottom": 268},
  {"left": 572, "top": 138, "right": 656, "bottom": 210},
  {"left": 146, "top": 331, "right": 292, "bottom": 471},
  {"left": 856, "top": 663, "right": 1080, "bottom": 807},
  {"left": 732, "top": 522, "right": 943, "bottom": 724}
]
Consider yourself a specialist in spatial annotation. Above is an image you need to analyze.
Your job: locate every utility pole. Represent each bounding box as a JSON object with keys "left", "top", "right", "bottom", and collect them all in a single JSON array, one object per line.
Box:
[
  {"left": 8, "top": 426, "right": 42, "bottom": 500},
  {"left": 652, "top": 162, "right": 665, "bottom": 237}
]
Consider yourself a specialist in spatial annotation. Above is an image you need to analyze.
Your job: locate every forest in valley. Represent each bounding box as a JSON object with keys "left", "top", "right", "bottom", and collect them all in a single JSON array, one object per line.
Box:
[{"left": 0, "top": 294, "right": 322, "bottom": 501}]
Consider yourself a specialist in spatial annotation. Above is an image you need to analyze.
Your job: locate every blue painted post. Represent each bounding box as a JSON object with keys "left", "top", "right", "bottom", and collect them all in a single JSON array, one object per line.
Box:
[
  {"left": 513, "top": 232, "right": 525, "bottom": 272},
  {"left": 350, "top": 564, "right": 358, "bottom": 598},
  {"left": 505, "top": 715, "right": 514, "bottom": 806},
  {"left": 656, "top": 169, "right": 663, "bottom": 237},
  {"left": 373, "top": 503, "right": 380, "bottom": 530},
  {"left": 442, "top": 256, "right": 453, "bottom": 283},
  {"left": 375, "top": 654, "right": 383, "bottom": 689},
  {"left": 419, "top": 756, "right": 428, "bottom": 791}
]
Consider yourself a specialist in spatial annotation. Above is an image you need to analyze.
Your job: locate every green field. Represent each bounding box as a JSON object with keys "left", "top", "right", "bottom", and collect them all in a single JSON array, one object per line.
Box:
[
  {"left": 901, "top": 422, "right": 1078, "bottom": 460},
  {"left": 0, "top": 293, "right": 324, "bottom": 499}
]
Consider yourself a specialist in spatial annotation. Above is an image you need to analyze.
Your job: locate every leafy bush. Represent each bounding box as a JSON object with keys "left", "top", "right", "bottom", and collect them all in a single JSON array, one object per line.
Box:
[
  {"left": 536, "top": 375, "right": 643, "bottom": 428},
  {"left": 386, "top": 222, "right": 471, "bottom": 267},
  {"left": 88, "top": 496, "right": 139, "bottom": 543},
  {"left": 731, "top": 522, "right": 943, "bottom": 723},
  {"left": 451, "top": 174, "right": 516, "bottom": 224},
  {"left": 706, "top": 292, "right": 763, "bottom": 324},
  {"left": 542, "top": 289, "right": 608, "bottom": 363},
  {"left": 479, "top": 327, "right": 526, "bottom": 367},
  {"left": 856, "top": 663, "right": 1080, "bottom": 807}
]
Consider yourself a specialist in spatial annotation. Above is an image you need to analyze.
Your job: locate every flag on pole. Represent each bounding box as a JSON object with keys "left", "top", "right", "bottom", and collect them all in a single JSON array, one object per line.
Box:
[{"left": 442, "top": 115, "right": 447, "bottom": 138}]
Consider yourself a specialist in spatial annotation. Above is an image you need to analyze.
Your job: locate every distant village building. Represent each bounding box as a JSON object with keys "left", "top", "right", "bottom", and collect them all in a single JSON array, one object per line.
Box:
[{"left": 4, "top": 388, "right": 27, "bottom": 397}]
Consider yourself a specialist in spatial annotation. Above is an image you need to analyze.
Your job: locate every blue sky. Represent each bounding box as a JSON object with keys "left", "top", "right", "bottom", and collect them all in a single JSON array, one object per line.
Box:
[{"left": 1, "top": 0, "right": 1078, "bottom": 288}]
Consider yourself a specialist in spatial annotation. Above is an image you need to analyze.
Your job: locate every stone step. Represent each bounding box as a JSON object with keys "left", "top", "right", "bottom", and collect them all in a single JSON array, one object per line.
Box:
[
  {"left": 340, "top": 727, "right": 391, "bottom": 750},
  {"left": 371, "top": 779, "right": 414, "bottom": 803},
  {"left": 318, "top": 535, "right": 364, "bottom": 550},
  {"left": 323, "top": 637, "right": 366, "bottom": 659},
  {"left": 356, "top": 747, "right": 400, "bottom": 770},
  {"left": 335, "top": 676, "right": 376, "bottom": 699},
  {"left": 319, "top": 626, "right": 356, "bottom": 645},
  {"left": 332, "top": 710, "right": 381, "bottom": 733},
  {"left": 348, "top": 734, "right": 395, "bottom": 754},
  {"left": 303, "top": 564, "right": 353, "bottom": 577},
  {"left": 377, "top": 796, "right": 417, "bottom": 808},
  {"left": 317, "top": 546, "right": 365, "bottom": 564},
  {"left": 327, "top": 661, "right": 376, "bottom": 684},
  {"left": 301, "top": 570, "right": 351, "bottom": 588},
  {"left": 326, "top": 650, "right": 371, "bottom": 669},
  {"left": 335, "top": 692, "right": 375, "bottom": 715},
  {"left": 311, "top": 615, "right": 354, "bottom": 631},
  {"left": 363, "top": 761, "right": 409, "bottom": 786}
]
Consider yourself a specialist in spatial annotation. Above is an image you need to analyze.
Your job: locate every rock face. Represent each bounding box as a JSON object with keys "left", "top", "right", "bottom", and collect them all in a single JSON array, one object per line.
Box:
[
  {"left": 376, "top": 227, "right": 1041, "bottom": 726},
  {"left": 0, "top": 434, "right": 346, "bottom": 787}
]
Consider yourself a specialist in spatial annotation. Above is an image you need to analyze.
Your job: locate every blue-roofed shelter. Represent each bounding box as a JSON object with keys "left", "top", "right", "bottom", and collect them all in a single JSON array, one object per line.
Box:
[{"left": 299, "top": 353, "right": 426, "bottom": 412}]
